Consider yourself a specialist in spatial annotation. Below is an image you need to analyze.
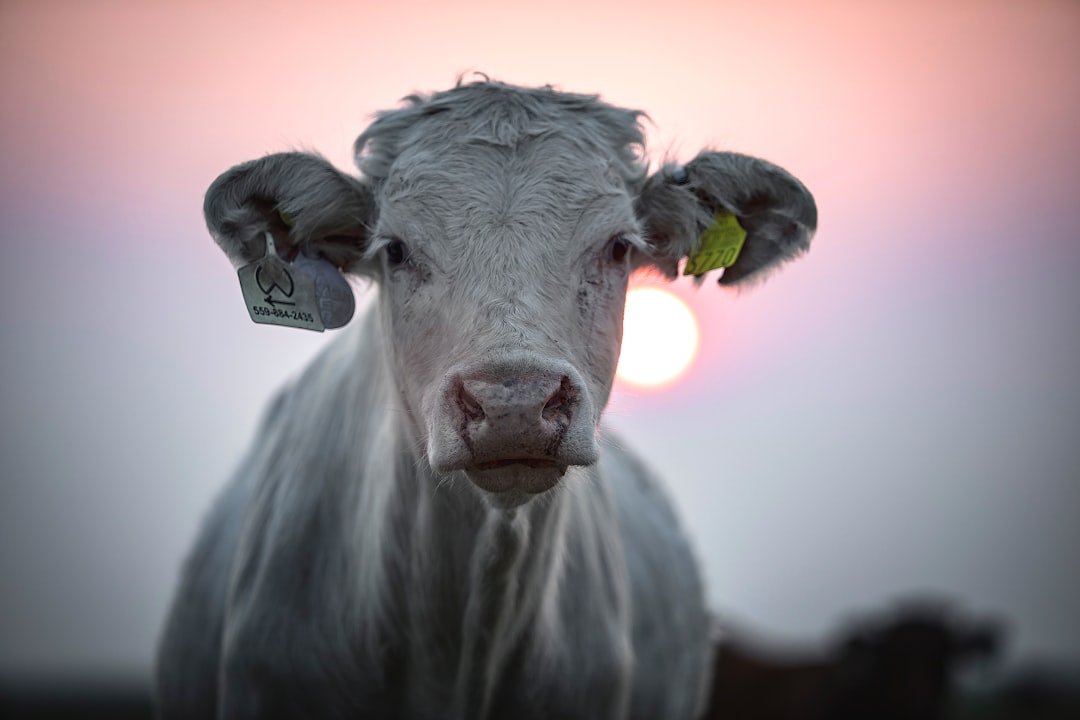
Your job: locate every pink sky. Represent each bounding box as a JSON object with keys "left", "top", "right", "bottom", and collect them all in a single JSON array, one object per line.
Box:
[{"left": 3, "top": 0, "right": 1076, "bottom": 384}]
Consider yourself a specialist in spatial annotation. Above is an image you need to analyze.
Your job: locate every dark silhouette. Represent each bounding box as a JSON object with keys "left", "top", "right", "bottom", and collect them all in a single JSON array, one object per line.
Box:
[{"left": 705, "top": 601, "right": 1000, "bottom": 720}]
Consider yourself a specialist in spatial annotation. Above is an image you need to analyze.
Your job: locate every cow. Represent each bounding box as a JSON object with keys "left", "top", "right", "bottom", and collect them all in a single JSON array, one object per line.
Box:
[
  {"left": 155, "top": 79, "right": 816, "bottom": 720},
  {"left": 706, "top": 602, "right": 1001, "bottom": 720}
]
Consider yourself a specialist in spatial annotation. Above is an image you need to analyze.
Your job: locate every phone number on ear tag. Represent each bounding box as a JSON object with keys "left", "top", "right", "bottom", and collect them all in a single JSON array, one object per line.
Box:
[{"left": 237, "top": 254, "right": 326, "bottom": 332}]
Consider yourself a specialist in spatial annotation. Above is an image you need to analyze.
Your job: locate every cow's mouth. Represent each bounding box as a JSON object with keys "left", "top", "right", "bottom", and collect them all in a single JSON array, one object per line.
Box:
[
  {"left": 472, "top": 458, "right": 564, "bottom": 471},
  {"left": 463, "top": 458, "right": 569, "bottom": 501}
]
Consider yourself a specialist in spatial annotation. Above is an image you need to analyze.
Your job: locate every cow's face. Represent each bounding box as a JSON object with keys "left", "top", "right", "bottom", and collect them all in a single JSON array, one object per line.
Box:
[
  {"left": 368, "top": 136, "right": 643, "bottom": 502},
  {"left": 203, "top": 81, "right": 816, "bottom": 508}
]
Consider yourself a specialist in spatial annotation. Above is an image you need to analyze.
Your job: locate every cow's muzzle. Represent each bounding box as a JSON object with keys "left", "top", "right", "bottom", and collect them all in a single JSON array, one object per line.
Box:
[{"left": 428, "top": 355, "right": 599, "bottom": 497}]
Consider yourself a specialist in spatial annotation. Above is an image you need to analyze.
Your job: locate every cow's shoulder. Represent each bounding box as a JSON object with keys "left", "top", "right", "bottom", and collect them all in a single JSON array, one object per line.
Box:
[{"left": 599, "top": 431, "right": 713, "bottom": 720}]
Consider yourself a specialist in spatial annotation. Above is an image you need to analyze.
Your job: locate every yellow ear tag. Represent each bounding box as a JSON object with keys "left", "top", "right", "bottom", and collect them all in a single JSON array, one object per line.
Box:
[{"left": 683, "top": 211, "right": 747, "bottom": 276}]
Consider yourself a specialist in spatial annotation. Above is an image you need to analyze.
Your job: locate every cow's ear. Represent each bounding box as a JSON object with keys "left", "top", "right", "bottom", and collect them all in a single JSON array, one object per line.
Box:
[
  {"left": 204, "top": 152, "right": 376, "bottom": 274},
  {"left": 634, "top": 151, "right": 816, "bottom": 285}
]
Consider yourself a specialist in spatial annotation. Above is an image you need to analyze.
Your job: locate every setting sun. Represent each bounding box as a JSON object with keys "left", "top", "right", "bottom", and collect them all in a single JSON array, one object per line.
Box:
[{"left": 616, "top": 287, "right": 699, "bottom": 388}]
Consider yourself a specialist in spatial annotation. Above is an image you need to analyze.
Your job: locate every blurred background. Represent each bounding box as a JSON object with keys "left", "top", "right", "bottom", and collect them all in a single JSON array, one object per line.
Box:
[{"left": 1, "top": 0, "right": 1077, "bottom": 716}]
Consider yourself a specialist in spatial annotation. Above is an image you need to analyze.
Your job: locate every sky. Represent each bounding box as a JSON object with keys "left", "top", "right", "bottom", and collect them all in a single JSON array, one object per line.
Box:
[{"left": 1, "top": 0, "right": 1078, "bottom": 683}]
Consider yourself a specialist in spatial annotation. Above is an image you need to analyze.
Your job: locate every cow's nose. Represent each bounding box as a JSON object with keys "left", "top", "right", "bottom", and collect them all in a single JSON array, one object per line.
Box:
[
  {"left": 428, "top": 357, "right": 600, "bottom": 496},
  {"left": 454, "top": 371, "right": 580, "bottom": 466},
  {"left": 457, "top": 374, "right": 575, "bottom": 432}
]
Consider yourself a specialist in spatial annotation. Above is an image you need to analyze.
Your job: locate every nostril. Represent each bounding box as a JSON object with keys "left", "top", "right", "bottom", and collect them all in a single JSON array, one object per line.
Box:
[
  {"left": 542, "top": 376, "right": 575, "bottom": 423},
  {"left": 458, "top": 383, "right": 485, "bottom": 422}
]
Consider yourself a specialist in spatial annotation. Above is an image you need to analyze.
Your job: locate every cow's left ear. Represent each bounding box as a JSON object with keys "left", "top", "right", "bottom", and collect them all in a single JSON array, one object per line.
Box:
[{"left": 634, "top": 151, "right": 817, "bottom": 285}]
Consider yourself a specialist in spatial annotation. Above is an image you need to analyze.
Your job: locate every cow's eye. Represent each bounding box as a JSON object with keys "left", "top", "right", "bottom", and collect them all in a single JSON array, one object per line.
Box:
[
  {"left": 385, "top": 238, "right": 408, "bottom": 267},
  {"left": 606, "top": 235, "right": 630, "bottom": 264}
]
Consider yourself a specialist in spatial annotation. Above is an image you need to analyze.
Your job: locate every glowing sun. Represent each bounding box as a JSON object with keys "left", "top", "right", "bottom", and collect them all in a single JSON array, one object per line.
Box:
[{"left": 616, "top": 287, "right": 699, "bottom": 387}]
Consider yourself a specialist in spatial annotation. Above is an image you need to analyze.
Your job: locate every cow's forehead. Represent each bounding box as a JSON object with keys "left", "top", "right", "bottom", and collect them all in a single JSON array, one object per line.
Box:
[
  {"left": 359, "top": 83, "right": 647, "bottom": 213},
  {"left": 385, "top": 137, "right": 625, "bottom": 202},
  {"left": 378, "top": 136, "right": 636, "bottom": 247},
  {"left": 357, "top": 83, "right": 649, "bottom": 256}
]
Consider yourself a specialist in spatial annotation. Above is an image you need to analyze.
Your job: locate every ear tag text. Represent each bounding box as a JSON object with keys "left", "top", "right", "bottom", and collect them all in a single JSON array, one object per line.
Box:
[
  {"left": 683, "top": 211, "right": 747, "bottom": 276},
  {"left": 237, "top": 233, "right": 326, "bottom": 331}
]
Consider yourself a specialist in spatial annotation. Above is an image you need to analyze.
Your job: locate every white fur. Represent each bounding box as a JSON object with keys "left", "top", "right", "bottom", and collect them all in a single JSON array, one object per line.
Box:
[
  {"left": 158, "top": 80, "right": 816, "bottom": 720},
  {"left": 158, "top": 307, "right": 711, "bottom": 719}
]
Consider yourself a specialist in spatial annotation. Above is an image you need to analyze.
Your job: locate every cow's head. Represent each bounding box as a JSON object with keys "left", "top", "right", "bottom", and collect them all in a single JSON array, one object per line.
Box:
[{"left": 205, "top": 81, "right": 816, "bottom": 507}]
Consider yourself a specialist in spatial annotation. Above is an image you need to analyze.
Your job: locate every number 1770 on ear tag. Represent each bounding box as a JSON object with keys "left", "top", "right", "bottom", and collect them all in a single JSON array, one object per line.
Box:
[{"left": 237, "top": 233, "right": 325, "bottom": 331}]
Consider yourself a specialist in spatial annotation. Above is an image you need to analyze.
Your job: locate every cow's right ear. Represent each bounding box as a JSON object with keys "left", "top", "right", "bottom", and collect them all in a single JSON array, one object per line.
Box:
[{"left": 204, "top": 152, "right": 376, "bottom": 274}]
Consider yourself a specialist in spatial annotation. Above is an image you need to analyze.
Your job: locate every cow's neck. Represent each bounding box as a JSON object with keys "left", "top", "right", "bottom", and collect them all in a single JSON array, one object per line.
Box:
[
  {"left": 399, "top": 463, "right": 573, "bottom": 720},
  {"left": 451, "top": 505, "right": 530, "bottom": 718},
  {"left": 353, "top": 310, "right": 572, "bottom": 718}
]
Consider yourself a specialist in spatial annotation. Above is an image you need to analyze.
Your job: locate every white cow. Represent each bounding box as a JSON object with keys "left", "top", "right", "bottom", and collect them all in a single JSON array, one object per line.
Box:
[{"left": 156, "top": 80, "right": 816, "bottom": 720}]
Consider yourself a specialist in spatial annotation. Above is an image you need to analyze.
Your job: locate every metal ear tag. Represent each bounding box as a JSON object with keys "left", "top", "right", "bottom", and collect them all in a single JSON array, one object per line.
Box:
[
  {"left": 237, "top": 233, "right": 325, "bottom": 331},
  {"left": 292, "top": 252, "right": 355, "bottom": 329}
]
